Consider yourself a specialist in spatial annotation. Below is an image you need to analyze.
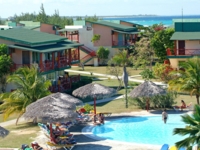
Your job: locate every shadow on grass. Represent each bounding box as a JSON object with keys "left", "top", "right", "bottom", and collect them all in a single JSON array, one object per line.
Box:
[{"left": 7, "top": 122, "right": 37, "bottom": 130}]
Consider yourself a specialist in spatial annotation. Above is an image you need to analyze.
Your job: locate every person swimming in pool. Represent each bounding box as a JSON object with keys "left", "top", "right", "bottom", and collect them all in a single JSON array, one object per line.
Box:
[{"left": 162, "top": 109, "right": 168, "bottom": 124}]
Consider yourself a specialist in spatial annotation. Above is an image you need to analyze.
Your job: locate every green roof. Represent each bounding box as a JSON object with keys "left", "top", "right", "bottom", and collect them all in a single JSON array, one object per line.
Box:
[
  {"left": 22, "top": 26, "right": 40, "bottom": 30},
  {"left": 112, "top": 29, "right": 139, "bottom": 34},
  {"left": 173, "top": 19, "right": 200, "bottom": 23},
  {"left": 19, "top": 21, "right": 40, "bottom": 27},
  {"left": 86, "top": 20, "right": 138, "bottom": 32},
  {"left": 58, "top": 29, "right": 79, "bottom": 32},
  {"left": 119, "top": 20, "right": 143, "bottom": 27},
  {"left": 73, "top": 20, "right": 85, "bottom": 26},
  {"left": 170, "top": 32, "right": 200, "bottom": 40},
  {"left": 8, "top": 40, "right": 83, "bottom": 53},
  {"left": 0, "top": 28, "right": 66, "bottom": 46}
]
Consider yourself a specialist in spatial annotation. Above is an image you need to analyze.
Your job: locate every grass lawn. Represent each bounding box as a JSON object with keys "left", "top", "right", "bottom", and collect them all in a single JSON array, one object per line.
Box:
[
  {"left": 0, "top": 113, "right": 19, "bottom": 123},
  {"left": 0, "top": 122, "right": 39, "bottom": 148},
  {"left": 70, "top": 66, "right": 143, "bottom": 76}
]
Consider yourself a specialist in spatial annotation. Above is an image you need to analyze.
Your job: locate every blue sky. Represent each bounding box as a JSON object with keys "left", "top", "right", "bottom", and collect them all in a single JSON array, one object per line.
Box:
[{"left": 0, "top": 0, "right": 200, "bottom": 18}]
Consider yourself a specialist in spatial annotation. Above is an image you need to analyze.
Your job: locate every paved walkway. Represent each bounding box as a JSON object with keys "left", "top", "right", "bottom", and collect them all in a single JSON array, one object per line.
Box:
[{"left": 66, "top": 69, "right": 167, "bottom": 86}]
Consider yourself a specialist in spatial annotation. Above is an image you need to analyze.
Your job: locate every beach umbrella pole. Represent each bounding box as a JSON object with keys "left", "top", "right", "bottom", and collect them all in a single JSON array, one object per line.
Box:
[
  {"left": 146, "top": 98, "right": 149, "bottom": 112},
  {"left": 93, "top": 97, "right": 96, "bottom": 123}
]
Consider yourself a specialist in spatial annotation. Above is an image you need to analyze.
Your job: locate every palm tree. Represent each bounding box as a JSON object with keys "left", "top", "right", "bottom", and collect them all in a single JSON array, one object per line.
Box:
[
  {"left": 112, "top": 50, "right": 132, "bottom": 108},
  {"left": 173, "top": 104, "right": 200, "bottom": 149},
  {"left": 0, "top": 65, "right": 51, "bottom": 124},
  {"left": 168, "top": 57, "right": 200, "bottom": 104}
]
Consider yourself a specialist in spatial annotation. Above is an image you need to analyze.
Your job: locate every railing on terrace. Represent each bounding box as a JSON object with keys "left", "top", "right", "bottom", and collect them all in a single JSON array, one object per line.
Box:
[
  {"left": 167, "top": 49, "right": 200, "bottom": 56},
  {"left": 112, "top": 40, "right": 134, "bottom": 46},
  {"left": 58, "top": 59, "right": 70, "bottom": 68},
  {"left": 11, "top": 60, "right": 71, "bottom": 73}
]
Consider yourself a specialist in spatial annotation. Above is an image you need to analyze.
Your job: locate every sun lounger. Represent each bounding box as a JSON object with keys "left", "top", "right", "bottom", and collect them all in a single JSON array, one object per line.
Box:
[
  {"left": 173, "top": 102, "right": 193, "bottom": 111},
  {"left": 46, "top": 141, "right": 75, "bottom": 150},
  {"left": 169, "top": 146, "right": 178, "bottom": 150},
  {"left": 160, "top": 144, "right": 169, "bottom": 150}
]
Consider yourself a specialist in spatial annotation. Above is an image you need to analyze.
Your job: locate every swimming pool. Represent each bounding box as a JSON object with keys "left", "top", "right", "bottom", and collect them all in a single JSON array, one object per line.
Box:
[{"left": 92, "top": 114, "right": 186, "bottom": 145}]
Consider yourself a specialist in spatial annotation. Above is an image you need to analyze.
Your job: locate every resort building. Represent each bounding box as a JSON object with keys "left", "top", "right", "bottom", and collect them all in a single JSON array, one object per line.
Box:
[
  {"left": 168, "top": 20, "right": 200, "bottom": 69},
  {"left": 58, "top": 20, "right": 140, "bottom": 66},
  {"left": 0, "top": 28, "right": 82, "bottom": 93}
]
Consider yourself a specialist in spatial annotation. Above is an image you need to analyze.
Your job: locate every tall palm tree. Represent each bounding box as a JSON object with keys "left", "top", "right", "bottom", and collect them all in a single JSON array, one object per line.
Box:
[
  {"left": 0, "top": 65, "right": 51, "bottom": 124},
  {"left": 173, "top": 104, "right": 200, "bottom": 149},
  {"left": 112, "top": 50, "right": 132, "bottom": 108},
  {"left": 168, "top": 57, "right": 200, "bottom": 104}
]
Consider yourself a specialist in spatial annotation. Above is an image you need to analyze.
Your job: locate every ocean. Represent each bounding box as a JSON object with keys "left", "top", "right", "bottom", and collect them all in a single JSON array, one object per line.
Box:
[{"left": 103, "top": 15, "right": 200, "bottom": 26}]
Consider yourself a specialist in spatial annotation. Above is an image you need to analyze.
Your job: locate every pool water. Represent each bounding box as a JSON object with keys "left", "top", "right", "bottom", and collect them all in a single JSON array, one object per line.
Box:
[{"left": 92, "top": 115, "right": 186, "bottom": 145}]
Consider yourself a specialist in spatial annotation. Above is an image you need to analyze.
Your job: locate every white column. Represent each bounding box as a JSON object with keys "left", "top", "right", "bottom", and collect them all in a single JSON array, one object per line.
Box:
[{"left": 93, "top": 57, "right": 99, "bottom": 67}]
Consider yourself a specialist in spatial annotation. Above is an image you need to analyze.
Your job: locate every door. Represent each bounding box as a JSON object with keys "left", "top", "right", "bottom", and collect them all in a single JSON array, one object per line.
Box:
[
  {"left": 22, "top": 51, "right": 30, "bottom": 65},
  {"left": 118, "top": 33, "right": 123, "bottom": 46},
  {"left": 178, "top": 41, "right": 185, "bottom": 55}
]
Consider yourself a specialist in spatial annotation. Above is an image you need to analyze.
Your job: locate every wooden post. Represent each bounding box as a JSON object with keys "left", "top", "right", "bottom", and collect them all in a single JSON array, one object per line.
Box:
[
  {"left": 77, "top": 32, "right": 79, "bottom": 43},
  {"left": 78, "top": 47, "right": 80, "bottom": 61},
  {"left": 69, "top": 49, "right": 72, "bottom": 64},
  {"left": 174, "top": 41, "right": 177, "bottom": 55},
  {"left": 146, "top": 98, "right": 150, "bottom": 112},
  {"left": 52, "top": 52, "right": 54, "bottom": 69},
  {"left": 93, "top": 97, "right": 96, "bottom": 123},
  {"left": 57, "top": 52, "right": 60, "bottom": 68},
  {"left": 39, "top": 53, "right": 43, "bottom": 72}
]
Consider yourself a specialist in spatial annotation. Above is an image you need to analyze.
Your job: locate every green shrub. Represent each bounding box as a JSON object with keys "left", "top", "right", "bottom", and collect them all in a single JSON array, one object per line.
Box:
[
  {"left": 130, "top": 91, "right": 177, "bottom": 109},
  {"left": 83, "top": 103, "right": 93, "bottom": 112}
]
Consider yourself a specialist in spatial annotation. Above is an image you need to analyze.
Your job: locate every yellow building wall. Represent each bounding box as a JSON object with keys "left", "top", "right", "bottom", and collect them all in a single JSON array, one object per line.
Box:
[{"left": 169, "top": 58, "right": 187, "bottom": 69}]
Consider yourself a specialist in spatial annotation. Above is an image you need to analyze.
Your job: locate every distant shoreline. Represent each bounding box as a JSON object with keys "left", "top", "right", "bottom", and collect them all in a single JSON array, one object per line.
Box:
[{"left": 66, "top": 14, "right": 200, "bottom": 18}]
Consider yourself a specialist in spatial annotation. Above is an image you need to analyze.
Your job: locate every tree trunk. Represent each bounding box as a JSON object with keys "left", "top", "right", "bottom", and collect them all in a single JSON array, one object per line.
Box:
[
  {"left": 196, "top": 94, "right": 200, "bottom": 105},
  {"left": 15, "top": 112, "right": 24, "bottom": 125},
  {"left": 125, "top": 87, "right": 128, "bottom": 108},
  {"left": 122, "top": 66, "right": 128, "bottom": 108}
]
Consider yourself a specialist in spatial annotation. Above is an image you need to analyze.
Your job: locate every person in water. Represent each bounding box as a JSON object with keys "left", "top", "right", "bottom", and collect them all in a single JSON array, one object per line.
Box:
[{"left": 162, "top": 109, "right": 168, "bottom": 124}]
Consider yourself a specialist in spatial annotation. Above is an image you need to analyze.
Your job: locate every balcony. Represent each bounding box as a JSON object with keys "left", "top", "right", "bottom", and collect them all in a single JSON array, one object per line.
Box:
[
  {"left": 112, "top": 40, "right": 135, "bottom": 47},
  {"left": 167, "top": 48, "right": 200, "bottom": 58}
]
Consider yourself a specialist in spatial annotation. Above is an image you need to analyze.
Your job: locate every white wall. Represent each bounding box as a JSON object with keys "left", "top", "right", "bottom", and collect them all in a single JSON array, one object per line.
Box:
[
  {"left": 185, "top": 40, "right": 200, "bottom": 55},
  {"left": 79, "top": 27, "right": 94, "bottom": 50},
  {"left": 65, "top": 25, "right": 84, "bottom": 29}
]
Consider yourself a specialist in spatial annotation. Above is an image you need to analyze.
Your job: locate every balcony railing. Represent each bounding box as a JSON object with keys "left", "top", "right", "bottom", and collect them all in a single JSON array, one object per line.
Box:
[
  {"left": 11, "top": 60, "right": 70, "bottom": 73},
  {"left": 112, "top": 40, "right": 134, "bottom": 47},
  {"left": 167, "top": 49, "right": 200, "bottom": 56}
]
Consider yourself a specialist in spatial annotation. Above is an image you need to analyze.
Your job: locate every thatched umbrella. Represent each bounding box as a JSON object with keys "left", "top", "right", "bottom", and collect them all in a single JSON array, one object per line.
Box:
[
  {"left": 23, "top": 92, "right": 82, "bottom": 123},
  {"left": 129, "top": 81, "right": 166, "bottom": 111},
  {"left": 0, "top": 126, "right": 9, "bottom": 138},
  {"left": 72, "top": 83, "right": 117, "bottom": 100},
  {"left": 51, "top": 92, "right": 83, "bottom": 106},
  {"left": 72, "top": 83, "right": 117, "bottom": 122},
  {"left": 23, "top": 92, "right": 82, "bottom": 142}
]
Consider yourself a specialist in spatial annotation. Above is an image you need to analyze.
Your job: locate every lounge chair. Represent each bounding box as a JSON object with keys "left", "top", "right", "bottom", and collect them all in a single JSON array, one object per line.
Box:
[
  {"left": 169, "top": 146, "right": 186, "bottom": 150},
  {"left": 160, "top": 144, "right": 169, "bottom": 150},
  {"left": 46, "top": 141, "right": 75, "bottom": 150},
  {"left": 173, "top": 102, "right": 193, "bottom": 111}
]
